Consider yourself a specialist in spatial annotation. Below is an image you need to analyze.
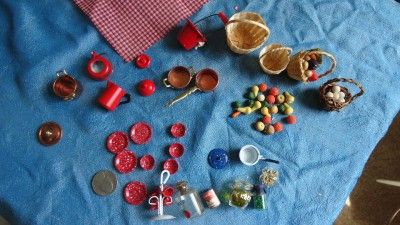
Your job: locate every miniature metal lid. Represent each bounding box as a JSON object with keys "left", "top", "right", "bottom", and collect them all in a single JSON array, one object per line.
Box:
[
  {"left": 139, "top": 154, "right": 155, "bottom": 171},
  {"left": 135, "top": 54, "right": 151, "bottom": 69},
  {"left": 163, "top": 159, "right": 179, "bottom": 175},
  {"left": 106, "top": 131, "right": 129, "bottom": 154},
  {"left": 114, "top": 150, "right": 137, "bottom": 174},
  {"left": 124, "top": 181, "right": 147, "bottom": 205},
  {"left": 168, "top": 143, "right": 185, "bottom": 158},
  {"left": 170, "top": 123, "right": 186, "bottom": 138},
  {"left": 208, "top": 148, "right": 228, "bottom": 169},
  {"left": 37, "top": 121, "right": 62, "bottom": 146},
  {"left": 130, "top": 122, "right": 152, "bottom": 145}
]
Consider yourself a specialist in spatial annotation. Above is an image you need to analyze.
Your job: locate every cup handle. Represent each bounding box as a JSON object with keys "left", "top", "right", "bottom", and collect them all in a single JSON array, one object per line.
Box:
[
  {"left": 259, "top": 155, "right": 280, "bottom": 164},
  {"left": 56, "top": 70, "right": 68, "bottom": 77},
  {"left": 163, "top": 78, "right": 172, "bottom": 88},
  {"left": 120, "top": 93, "right": 131, "bottom": 105}
]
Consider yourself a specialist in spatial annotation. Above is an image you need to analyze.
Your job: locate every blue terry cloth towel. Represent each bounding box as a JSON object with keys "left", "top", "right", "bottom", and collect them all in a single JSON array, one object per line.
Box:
[{"left": 0, "top": 0, "right": 400, "bottom": 224}]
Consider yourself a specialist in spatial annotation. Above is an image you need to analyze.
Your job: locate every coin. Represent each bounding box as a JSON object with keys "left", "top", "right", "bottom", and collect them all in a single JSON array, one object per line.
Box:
[{"left": 91, "top": 170, "right": 117, "bottom": 196}]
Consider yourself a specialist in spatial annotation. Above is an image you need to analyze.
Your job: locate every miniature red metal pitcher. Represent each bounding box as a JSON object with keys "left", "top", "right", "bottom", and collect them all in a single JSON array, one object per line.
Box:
[
  {"left": 98, "top": 81, "right": 130, "bottom": 111},
  {"left": 177, "top": 12, "right": 228, "bottom": 50}
]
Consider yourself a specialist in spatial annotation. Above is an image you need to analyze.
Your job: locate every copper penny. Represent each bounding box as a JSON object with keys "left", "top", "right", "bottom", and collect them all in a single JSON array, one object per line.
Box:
[{"left": 37, "top": 121, "right": 62, "bottom": 146}]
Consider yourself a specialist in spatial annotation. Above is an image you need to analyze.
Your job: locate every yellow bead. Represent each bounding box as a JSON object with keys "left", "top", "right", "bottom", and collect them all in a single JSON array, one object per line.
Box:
[
  {"left": 285, "top": 95, "right": 295, "bottom": 104},
  {"left": 251, "top": 85, "right": 259, "bottom": 96},
  {"left": 260, "top": 107, "right": 270, "bottom": 116},
  {"left": 264, "top": 125, "right": 275, "bottom": 135},
  {"left": 276, "top": 94, "right": 285, "bottom": 104},
  {"left": 283, "top": 103, "right": 294, "bottom": 115},
  {"left": 237, "top": 106, "right": 252, "bottom": 114},
  {"left": 251, "top": 101, "right": 262, "bottom": 111},
  {"left": 255, "top": 122, "right": 265, "bottom": 131},
  {"left": 269, "top": 105, "right": 278, "bottom": 114}
]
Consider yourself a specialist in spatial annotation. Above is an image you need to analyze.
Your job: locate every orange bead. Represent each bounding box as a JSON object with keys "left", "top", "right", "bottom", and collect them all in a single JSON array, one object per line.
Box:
[
  {"left": 262, "top": 116, "right": 271, "bottom": 124},
  {"left": 286, "top": 115, "right": 297, "bottom": 124},
  {"left": 258, "top": 83, "right": 268, "bottom": 92},
  {"left": 273, "top": 122, "right": 283, "bottom": 132},
  {"left": 269, "top": 87, "right": 280, "bottom": 96}
]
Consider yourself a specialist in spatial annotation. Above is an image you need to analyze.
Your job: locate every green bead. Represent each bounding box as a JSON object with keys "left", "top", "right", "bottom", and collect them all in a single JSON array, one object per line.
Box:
[
  {"left": 261, "top": 101, "right": 268, "bottom": 108},
  {"left": 232, "top": 101, "right": 241, "bottom": 109},
  {"left": 246, "top": 100, "right": 255, "bottom": 107},
  {"left": 247, "top": 92, "right": 256, "bottom": 100},
  {"left": 278, "top": 104, "right": 286, "bottom": 113}
]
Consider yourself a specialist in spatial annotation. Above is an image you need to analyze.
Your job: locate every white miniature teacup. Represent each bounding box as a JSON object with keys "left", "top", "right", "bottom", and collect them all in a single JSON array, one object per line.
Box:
[{"left": 239, "top": 145, "right": 279, "bottom": 166}]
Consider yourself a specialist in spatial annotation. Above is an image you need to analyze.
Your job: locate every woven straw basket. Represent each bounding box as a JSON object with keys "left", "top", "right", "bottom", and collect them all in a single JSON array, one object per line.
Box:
[
  {"left": 225, "top": 12, "right": 270, "bottom": 54},
  {"left": 319, "top": 78, "right": 364, "bottom": 111},
  {"left": 287, "top": 49, "right": 336, "bottom": 82},
  {"left": 259, "top": 44, "right": 292, "bottom": 75}
]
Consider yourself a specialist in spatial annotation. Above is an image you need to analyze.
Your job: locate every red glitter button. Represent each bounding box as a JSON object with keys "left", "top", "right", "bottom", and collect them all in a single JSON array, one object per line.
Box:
[
  {"left": 170, "top": 123, "right": 186, "bottom": 138},
  {"left": 130, "top": 122, "right": 152, "bottom": 144},
  {"left": 124, "top": 181, "right": 147, "bottom": 205},
  {"left": 162, "top": 186, "right": 174, "bottom": 197},
  {"left": 135, "top": 54, "right": 151, "bottom": 69},
  {"left": 106, "top": 131, "right": 129, "bottom": 154},
  {"left": 168, "top": 143, "right": 184, "bottom": 158},
  {"left": 163, "top": 159, "right": 179, "bottom": 175},
  {"left": 114, "top": 150, "right": 137, "bottom": 174},
  {"left": 139, "top": 154, "right": 155, "bottom": 171}
]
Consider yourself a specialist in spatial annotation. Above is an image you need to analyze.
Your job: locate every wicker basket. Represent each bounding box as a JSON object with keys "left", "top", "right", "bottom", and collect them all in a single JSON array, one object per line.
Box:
[
  {"left": 319, "top": 78, "right": 364, "bottom": 111},
  {"left": 287, "top": 49, "right": 336, "bottom": 82},
  {"left": 259, "top": 44, "right": 292, "bottom": 75},
  {"left": 225, "top": 12, "right": 270, "bottom": 54}
]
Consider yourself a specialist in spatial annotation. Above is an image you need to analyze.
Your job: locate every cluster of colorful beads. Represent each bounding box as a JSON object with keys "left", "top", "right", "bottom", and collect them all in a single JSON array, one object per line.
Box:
[
  {"left": 230, "top": 83, "right": 297, "bottom": 135},
  {"left": 303, "top": 52, "right": 322, "bottom": 82},
  {"left": 325, "top": 85, "right": 345, "bottom": 103}
]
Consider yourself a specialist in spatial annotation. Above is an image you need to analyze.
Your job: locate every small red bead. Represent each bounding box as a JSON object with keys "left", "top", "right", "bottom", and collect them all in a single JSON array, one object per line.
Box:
[
  {"left": 286, "top": 115, "right": 297, "bottom": 124},
  {"left": 308, "top": 70, "right": 319, "bottom": 82},
  {"left": 269, "top": 87, "right": 280, "bottom": 96},
  {"left": 135, "top": 54, "right": 151, "bottom": 69},
  {"left": 258, "top": 83, "right": 268, "bottom": 92},
  {"left": 266, "top": 95, "right": 275, "bottom": 104},
  {"left": 273, "top": 122, "right": 283, "bottom": 132},
  {"left": 138, "top": 79, "right": 156, "bottom": 96},
  {"left": 262, "top": 116, "right": 272, "bottom": 124}
]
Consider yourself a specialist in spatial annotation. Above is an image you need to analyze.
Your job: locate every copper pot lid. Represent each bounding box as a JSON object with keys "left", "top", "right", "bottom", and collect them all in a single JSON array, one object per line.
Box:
[{"left": 37, "top": 121, "right": 62, "bottom": 146}]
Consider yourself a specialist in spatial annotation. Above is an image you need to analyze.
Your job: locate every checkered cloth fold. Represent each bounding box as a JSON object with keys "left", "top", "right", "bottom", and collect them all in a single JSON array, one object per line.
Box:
[{"left": 74, "top": 0, "right": 208, "bottom": 62}]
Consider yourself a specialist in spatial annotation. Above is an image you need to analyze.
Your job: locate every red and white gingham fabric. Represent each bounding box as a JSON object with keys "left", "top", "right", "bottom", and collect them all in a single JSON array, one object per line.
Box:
[{"left": 74, "top": 0, "right": 208, "bottom": 62}]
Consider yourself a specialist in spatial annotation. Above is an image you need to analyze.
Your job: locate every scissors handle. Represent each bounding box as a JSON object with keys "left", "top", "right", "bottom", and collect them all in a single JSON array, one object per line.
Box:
[{"left": 165, "top": 86, "right": 199, "bottom": 107}]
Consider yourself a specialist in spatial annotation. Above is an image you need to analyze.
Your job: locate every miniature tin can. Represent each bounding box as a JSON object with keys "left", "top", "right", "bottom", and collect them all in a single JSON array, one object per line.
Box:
[
  {"left": 202, "top": 189, "right": 220, "bottom": 208},
  {"left": 52, "top": 70, "right": 81, "bottom": 100}
]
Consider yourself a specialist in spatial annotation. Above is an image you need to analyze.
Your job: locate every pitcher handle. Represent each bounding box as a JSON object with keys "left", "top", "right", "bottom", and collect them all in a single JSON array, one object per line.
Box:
[{"left": 120, "top": 94, "right": 131, "bottom": 105}]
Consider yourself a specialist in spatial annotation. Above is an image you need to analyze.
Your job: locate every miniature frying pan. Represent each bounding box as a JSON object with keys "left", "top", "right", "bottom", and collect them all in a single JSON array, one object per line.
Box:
[{"left": 165, "top": 68, "right": 219, "bottom": 107}]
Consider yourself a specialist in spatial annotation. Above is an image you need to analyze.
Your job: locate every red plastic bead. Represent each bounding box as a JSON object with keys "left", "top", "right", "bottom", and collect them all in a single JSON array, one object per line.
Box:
[
  {"left": 273, "top": 122, "right": 283, "bottom": 133},
  {"left": 308, "top": 70, "right": 319, "bottom": 82},
  {"left": 262, "top": 116, "right": 271, "bottom": 124},
  {"left": 269, "top": 87, "right": 280, "bottom": 96},
  {"left": 258, "top": 83, "right": 268, "bottom": 92},
  {"left": 138, "top": 79, "right": 156, "bottom": 96},
  {"left": 286, "top": 115, "right": 297, "bottom": 124},
  {"left": 266, "top": 95, "right": 275, "bottom": 104},
  {"left": 135, "top": 54, "right": 151, "bottom": 69}
]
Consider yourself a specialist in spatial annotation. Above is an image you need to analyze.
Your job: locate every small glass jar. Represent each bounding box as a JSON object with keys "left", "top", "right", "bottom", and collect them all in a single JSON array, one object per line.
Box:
[
  {"left": 253, "top": 184, "right": 267, "bottom": 210},
  {"left": 175, "top": 181, "right": 205, "bottom": 219}
]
